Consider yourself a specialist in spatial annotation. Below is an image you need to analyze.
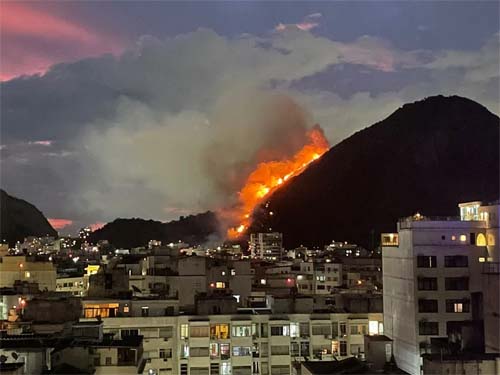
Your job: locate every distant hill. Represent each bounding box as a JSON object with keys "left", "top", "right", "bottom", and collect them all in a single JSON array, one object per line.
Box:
[
  {"left": 250, "top": 95, "right": 500, "bottom": 249},
  {"left": 88, "top": 211, "right": 220, "bottom": 248},
  {"left": 0, "top": 189, "right": 57, "bottom": 245}
]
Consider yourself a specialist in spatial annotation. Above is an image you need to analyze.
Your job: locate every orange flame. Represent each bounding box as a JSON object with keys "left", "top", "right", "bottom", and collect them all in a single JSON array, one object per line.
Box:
[{"left": 227, "top": 126, "right": 329, "bottom": 239}]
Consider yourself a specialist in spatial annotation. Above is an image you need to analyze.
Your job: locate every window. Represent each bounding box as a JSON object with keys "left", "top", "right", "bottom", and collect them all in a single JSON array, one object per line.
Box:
[
  {"left": 190, "top": 326, "right": 209, "bottom": 337},
  {"left": 317, "top": 285, "right": 325, "bottom": 290},
  {"left": 181, "top": 344, "right": 189, "bottom": 358},
  {"left": 332, "top": 340, "right": 339, "bottom": 355},
  {"left": 270, "top": 325, "right": 290, "bottom": 336},
  {"left": 210, "top": 343, "right": 219, "bottom": 359},
  {"left": 476, "top": 233, "right": 487, "bottom": 246},
  {"left": 220, "top": 343, "right": 230, "bottom": 359},
  {"left": 290, "top": 323, "right": 299, "bottom": 337},
  {"left": 159, "top": 349, "right": 172, "bottom": 359},
  {"left": 316, "top": 275, "right": 325, "bottom": 282},
  {"left": 349, "top": 324, "right": 367, "bottom": 335},
  {"left": 312, "top": 324, "right": 331, "bottom": 336},
  {"left": 459, "top": 234, "right": 467, "bottom": 242},
  {"left": 232, "top": 325, "right": 251, "bottom": 337},
  {"left": 141, "top": 307, "right": 149, "bottom": 317},
  {"left": 211, "top": 363, "right": 220, "bottom": 375},
  {"left": 419, "top": 321, "right": 439, "bottom": 336},
  {"left": 470, "top": 233, "right": 476, "bottom": 245},
  {"left": 418, "top": 277, "right": 438, "bottom": 291},
  {"left": 180, "top": 324, "right": 189, "bottom": 339},
  {"left": 332, "top": 322, "right": 339, "bottom": 337},
  {"left": 340, "top": 341, "right": 347, "bottom": 356},
  {"left": 271, "top": 345, "right": 289, "bottom": 355},
  {"left": 190, "top": 347, "right": 209, "bottom": 357},
  {"left": 121, "top": 329, "right": 139, "bottom": 338},
  {"left": 210, "top": 324, "right": 230, "bottom": 339},
  {"left": 445, "top": 277, "right": 469, "bottom": 291},
  {"left": 123, "top": 305, "right": 129, "bottom": 313},
  {"left": 24, "top": 271, "right": 31, "bottom": 278},
  {"left": 417, "top": 256, "right": 437, "bottom": 268},
  {"left": 339, "top": 322, "right": 347, "bottom": 337},
  {"left": 444, "top": 256, "right": 468, "bottom": 267},
  {"left": 232, "top": 346, "right": 251, "bottom": 356},
  {"left": 231, "top": 269, "right": 236, "bottom": 276},
  {"left": 220, "top": 363, "right": 231, "bottom": 375},
  {"left": 159, "top": 327, "right": 173, "bottom": 338},
  {"left": 300, "top": 342, "right": 310, "bottom": 357},
  {"left": 216, "top": 282, "right": 226, "bottom": 289},
  {"left": 105, "top": 357, "right": 112, "bottom": 365},
  {"left": 299, "top": 322, "right": 309, "bottom": 337},
  {"left": 418, "top": 299, "right": 438, "bottom": 313},
  {"left": 446, "top": 299, "right": 470, "bottom": 313},
  {"left": 291, "top": 342, "right": 300, "bottom": 356},
  {"left": 368, "top": 321, "right": 380, "bottom": 335}
]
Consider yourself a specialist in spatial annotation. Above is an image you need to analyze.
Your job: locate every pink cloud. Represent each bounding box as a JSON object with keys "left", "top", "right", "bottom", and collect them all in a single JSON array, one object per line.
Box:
[
  {"left": 89, "top": 222, "right": 105, "bottom": 231},
  {"left": 48, "top": 218, "right": 73, "bottom": 230},
  {"left": 29, "top": 140, "right": 53, "bottom": 146},
  {"left": 296, "top": 22, "right": 320, "bottom": 31},
  {"left": 0, "top": 3, "right": 125, "bottom": 81}
]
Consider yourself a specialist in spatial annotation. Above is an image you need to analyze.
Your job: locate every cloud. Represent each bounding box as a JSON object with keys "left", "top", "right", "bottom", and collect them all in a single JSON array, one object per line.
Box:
[
  {"left": 0, "top": 28, "right": 498, "bottom": 231},
  {"left": 48, "top": 218, "right": 73, "bottom": 230},
  {"left": 0, "top": 3, "right": 124, "bottom": 81},
  {"left": 276, "top": 13, "right": 322, "bottom": 32}
]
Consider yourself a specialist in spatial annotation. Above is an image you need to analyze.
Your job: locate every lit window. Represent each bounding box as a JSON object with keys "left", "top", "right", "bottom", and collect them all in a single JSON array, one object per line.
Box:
[
  {"left": 231, "top": 269, "right": 236, "bottom": 276},
  {"left": 24, "top": 271, "right": 30, "bottom": 278},
  {"left": 479, "top": 257, "right": 486, "bottom": 263},
  {"left": 454, "top": 303, "right": 463, "bottom": 313},
  {"left": 369, "top": 321, "right": 379, "bottom": 335},
  {"left": 215, "top": 282, "right": 226, "bottom": 289},
  {"left": 260, "top": 279, "right": 266, "bottom": 285},
  {"left": 221, "top": 271, "right": 226, "bottom": 276},
  {"left": 123, "top": 305, "right": 129, "bottom": 313},
  {"left": 451, "top": 235, "right": 456, "bottom": 241},
  {"left": 476, "top": 233, "right": 487, "bottom": 246},
  {"left": 459, "top": 235, "right": 467, "bottom": 242},
  {"left": 180, "top": 324, "right": 189, "bottom": 339}
]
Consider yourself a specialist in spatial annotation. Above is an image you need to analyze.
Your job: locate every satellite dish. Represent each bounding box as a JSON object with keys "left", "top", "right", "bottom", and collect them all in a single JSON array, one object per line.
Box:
[
  {"left": 0, "top": 355, "right": 7, "bottom": 363},
  {"left": 11, "top": 352, "right": 19, "bottom": 360}
]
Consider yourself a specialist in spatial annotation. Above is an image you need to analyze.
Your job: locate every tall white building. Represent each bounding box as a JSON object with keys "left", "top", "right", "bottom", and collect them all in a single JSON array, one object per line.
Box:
[
  {"left": 249, "top": 233, "right": 283, "bottom": 261},
  {"left": 382, "top": 201, "right": 499, "bottom": 375}
]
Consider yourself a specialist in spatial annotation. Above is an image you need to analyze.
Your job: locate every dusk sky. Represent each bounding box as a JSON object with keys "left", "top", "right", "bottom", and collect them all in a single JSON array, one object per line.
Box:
[{"left": 1, "top": 1, "right": 499, "bottom": 234}]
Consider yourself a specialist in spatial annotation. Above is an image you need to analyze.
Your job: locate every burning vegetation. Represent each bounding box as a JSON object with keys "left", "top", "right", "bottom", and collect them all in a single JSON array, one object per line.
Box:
[{"left": 227, "top": 125, "right": 329, "bottom": 239}]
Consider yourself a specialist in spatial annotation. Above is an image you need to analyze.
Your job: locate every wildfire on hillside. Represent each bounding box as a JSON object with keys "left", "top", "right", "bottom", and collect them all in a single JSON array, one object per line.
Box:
[{"left": 226, "top": 125, "right": 329, "bottom": 239}]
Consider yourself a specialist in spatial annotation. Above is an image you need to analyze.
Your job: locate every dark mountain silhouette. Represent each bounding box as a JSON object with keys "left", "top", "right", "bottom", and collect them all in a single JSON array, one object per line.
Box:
[
  {"left": 89, "top": 211, "right": 220, "bottom": 248},
  {"left": 249, "top": 95, "right": 500, "bottom": 249},
  {"left": 0, "top": 189, "right": 57, "bottom": 245}
]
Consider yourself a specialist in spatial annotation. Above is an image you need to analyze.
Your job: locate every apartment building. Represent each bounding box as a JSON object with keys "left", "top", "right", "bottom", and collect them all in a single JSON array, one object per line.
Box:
[
  {"left": 296, "top": 261, "right": 342, "bottom": 295},
  {"left": 249, "top": 233, "right": 283, "bottom": 261},
  {"left": 83, "top": 311, "right": 384, "bottom": 375},
  {"left": 0, "top": 255, "right": 56, "bottom": 291},
  {"left": 382, "top": 201, "right": 499, "bottom": 375}
]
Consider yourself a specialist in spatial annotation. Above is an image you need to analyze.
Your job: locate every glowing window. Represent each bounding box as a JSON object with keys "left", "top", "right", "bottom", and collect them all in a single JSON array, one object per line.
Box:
[
  {"left": 260, "top": 279, "right": 266, "bottom": 285},
  {"left": 451, "top": 235, "right": 456, "bottom": 241},
  {"left": 459, "top": 235, "right": 467, "bottom": 242},
  {"left": 123, "top": 305, "right": 129, "bottom": 313},
  {"left": 24, "top": 271, "right": 31, "bottom": 278},
  {"left": 488, "top": 234, "right": 496, "bottom": 246},
  {"left": 180, "top": 324, "right": 189, "bottom": 339},
  {"left": 479, "top": 257, "right": 486, "bottom": 263},
  {"left": 369, "top": 321, "right": 379, "bottom": 335},
  {"left": 476, "top": 233, "right": 487, "bottom": 246},
  {"left": 215, "top": 282, "right": 226, "bottom": 289}
]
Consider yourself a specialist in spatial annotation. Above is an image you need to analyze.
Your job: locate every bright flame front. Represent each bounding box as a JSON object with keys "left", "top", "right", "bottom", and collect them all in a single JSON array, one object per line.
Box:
[{"left": 227, "top": 126, "right": 329, "bottom": 239}]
